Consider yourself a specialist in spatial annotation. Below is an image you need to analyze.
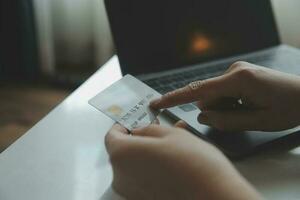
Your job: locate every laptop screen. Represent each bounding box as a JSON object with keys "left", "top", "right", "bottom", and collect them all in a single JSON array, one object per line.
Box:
[{"left": 105, "top": 0, "right": 279, "bottom": 75}]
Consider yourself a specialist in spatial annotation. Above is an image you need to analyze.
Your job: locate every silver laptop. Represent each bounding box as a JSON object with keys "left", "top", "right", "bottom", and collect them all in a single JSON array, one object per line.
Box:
[{"left": 104, "top": 0, "right": 300, "bottom": 157}]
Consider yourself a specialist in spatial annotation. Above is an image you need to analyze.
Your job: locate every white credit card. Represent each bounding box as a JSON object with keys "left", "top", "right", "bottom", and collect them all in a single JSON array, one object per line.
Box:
[{"left": 89, "top": 74, "right": 162, "bottom": 131}]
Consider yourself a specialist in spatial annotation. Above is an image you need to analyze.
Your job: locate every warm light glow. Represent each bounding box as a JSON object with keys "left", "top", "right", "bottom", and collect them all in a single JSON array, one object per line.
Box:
[{"left": 190, "top": 34, "right": 212, "bottom": 54}]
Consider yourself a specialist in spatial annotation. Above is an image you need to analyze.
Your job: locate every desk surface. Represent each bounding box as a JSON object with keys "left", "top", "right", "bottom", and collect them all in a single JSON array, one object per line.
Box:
[{"left": 1, "top": 56, "right": 300, "bottom": 200}]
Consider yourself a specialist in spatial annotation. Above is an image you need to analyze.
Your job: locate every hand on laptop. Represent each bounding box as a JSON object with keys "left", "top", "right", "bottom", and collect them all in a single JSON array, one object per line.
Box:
[
  {"left": 151, "top": 62, "right": 300, "bottom": 132},
  {"left": 105, "top": 123, "right": 262, "bottom": 200}
]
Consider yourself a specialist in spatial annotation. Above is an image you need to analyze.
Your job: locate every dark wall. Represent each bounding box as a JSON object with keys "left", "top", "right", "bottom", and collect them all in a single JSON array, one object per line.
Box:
[{"left": 0, "top": 0, "right": 38, "bottom": 82}]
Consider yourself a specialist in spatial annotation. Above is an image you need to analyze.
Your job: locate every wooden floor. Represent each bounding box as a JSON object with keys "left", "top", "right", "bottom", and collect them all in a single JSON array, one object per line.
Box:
[{"left": 0, "top": 85, "right": 70, "bottom": 153}]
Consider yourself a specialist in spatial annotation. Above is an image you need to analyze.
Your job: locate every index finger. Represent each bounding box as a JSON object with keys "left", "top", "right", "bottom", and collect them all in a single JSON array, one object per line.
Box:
[
  {"left": 150, "top": 80, "right": 206, "bottom": 109},
  {"left": 150, "top": 72, "right": 242, "bottom": 109}
]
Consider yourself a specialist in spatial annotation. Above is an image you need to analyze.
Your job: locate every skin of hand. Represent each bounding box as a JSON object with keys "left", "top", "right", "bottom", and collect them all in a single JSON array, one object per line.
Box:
[
  {"left": 151, "top": 62, "right": 300, "bottom": 131},
  {"left": 106, "top": 123, "right": 262, "bottom": 200}
]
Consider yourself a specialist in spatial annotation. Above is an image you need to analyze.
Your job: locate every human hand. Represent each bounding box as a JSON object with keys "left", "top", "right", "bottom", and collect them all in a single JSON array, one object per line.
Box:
[
  {"left": 151, "top": 62, "right": 300, "bottom": 131},
  {"left": 105, "top": 123, "right": 262, "bottom": 200}
]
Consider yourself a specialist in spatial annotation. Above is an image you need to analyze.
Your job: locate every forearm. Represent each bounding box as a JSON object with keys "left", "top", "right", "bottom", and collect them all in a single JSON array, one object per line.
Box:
[{"left": 192, "top": 158, "right": 263, "bottom": 200}]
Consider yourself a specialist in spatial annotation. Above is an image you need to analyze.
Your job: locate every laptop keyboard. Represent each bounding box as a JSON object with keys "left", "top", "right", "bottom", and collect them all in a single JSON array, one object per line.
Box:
[
  {"left": 143, "top": 62, "right": 229, "bottom": 94},
  {"left": 143, "top": 50, "right": 287, "bottom": 94}
]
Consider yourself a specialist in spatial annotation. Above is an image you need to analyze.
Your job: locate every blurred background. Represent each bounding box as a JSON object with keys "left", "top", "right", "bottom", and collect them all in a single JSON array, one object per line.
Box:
[{"left": 0, "top": 0, "right": 300, "bottom": 152}]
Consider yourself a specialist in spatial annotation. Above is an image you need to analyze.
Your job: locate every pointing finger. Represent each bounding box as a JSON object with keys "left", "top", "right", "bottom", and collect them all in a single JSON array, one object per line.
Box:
[{"left": 150, "top": 80, "right": 206, "bottom": 109}]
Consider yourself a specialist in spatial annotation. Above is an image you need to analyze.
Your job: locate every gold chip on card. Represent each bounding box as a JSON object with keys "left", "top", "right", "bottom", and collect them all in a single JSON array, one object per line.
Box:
[{"left": 106, "top": 105, "right": 124, "bottom": 117}]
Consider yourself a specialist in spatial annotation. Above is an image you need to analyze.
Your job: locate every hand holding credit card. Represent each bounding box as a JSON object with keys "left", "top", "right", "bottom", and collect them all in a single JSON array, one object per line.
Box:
[{"left": 89, "top": 75, "right": 162, "bottom": 131}]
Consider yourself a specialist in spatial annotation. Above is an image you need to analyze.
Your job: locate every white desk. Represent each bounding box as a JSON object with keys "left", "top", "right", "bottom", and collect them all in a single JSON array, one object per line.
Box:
[{"left": 0, "top": 56, "right": 300, "bottom": 200}]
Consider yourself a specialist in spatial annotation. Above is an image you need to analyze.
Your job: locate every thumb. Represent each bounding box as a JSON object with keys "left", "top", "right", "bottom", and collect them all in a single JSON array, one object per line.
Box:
[
  {"left": 198, "top": 110, "right": 267, "bottom": 131},
  {"left": 131, "top": 124, "right": 171, "bottom": 137}
]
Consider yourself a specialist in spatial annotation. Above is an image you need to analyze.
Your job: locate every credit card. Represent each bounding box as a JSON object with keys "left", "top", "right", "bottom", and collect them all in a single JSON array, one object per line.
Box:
[{"left": 89, "top": 74, "right": 162, "bottom": 130}]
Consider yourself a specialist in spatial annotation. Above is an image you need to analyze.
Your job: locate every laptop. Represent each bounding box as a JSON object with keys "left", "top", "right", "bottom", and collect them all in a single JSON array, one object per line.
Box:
[{"left": 104, "top": 0, "right": 300, "bottom": 157}]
